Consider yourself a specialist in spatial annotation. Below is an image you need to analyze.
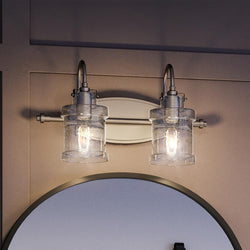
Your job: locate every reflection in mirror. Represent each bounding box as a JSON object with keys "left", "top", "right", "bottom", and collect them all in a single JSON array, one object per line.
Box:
[{"left": 7, "top": 178, "right": 234, "bottom": 250}]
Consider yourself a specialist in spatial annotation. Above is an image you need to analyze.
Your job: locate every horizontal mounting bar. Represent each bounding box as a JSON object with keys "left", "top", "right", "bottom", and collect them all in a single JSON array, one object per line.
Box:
[
  {"left": 36, "top": 115, "right": 63, "bottom": 122},
  {"left": 36, "top": 114, "right": 207, "bottom": 128}
]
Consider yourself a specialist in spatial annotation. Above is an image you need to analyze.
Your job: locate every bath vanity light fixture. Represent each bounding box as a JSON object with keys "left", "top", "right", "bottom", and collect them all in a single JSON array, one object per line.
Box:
[
  {"left": 61, "top": 60, "right": 108, "bottom": 163},
  {"left": 150, "top": 64, "right": 196, "bottom": 166},
  {"left": 36, "top": 60, "right": 206, "bottom": 165}
]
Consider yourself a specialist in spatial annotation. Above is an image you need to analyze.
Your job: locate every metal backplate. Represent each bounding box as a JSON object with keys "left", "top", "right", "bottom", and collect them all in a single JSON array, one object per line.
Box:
[{"left": 97, "top": 98, "right": 158, "bottom": 144}]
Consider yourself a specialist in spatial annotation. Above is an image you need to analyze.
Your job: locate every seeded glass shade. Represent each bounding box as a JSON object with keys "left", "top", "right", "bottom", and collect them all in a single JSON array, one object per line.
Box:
[
  {"left": 62, "top": 103, "right": 108, "bottom": 163},
  {"left": 150, "top": 107, "right": 195, "bottom": 166}
]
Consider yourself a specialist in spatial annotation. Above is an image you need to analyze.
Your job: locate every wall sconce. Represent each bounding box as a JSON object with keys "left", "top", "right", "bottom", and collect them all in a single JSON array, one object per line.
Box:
[
  {"left": 150, "top": 64, "right": 195, "bottom": 166},
  {"left": 36, "top": 60, "right": 206, "bottom": 165},
  {"left": 61, "top": 60, "right": 108, "bottom": 163}
]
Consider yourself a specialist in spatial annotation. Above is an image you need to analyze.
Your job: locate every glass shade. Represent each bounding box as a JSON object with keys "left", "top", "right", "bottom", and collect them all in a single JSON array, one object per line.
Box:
[
  {"left": 62, "top": 104, "right": 108, "bottom": 163},
  {"left": 150, "top": 108, "right": 195, "bottom": 166}
]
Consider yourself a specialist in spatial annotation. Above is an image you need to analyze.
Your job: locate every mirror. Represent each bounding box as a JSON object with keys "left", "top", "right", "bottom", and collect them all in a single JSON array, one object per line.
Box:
[{"left": 3, "top": 173, "right": 239, "bottom": 250}]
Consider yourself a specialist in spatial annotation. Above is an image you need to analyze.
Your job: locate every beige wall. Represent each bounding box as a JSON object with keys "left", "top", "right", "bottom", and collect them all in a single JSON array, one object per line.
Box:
[{"left": 1, "top": 0, "right": 250, "bottom": 249}]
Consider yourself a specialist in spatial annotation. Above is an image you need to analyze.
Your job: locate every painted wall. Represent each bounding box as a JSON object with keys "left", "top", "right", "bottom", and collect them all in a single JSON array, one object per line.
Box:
[{"left": 1, "top": 0, "right": 250, "bottom": 249}]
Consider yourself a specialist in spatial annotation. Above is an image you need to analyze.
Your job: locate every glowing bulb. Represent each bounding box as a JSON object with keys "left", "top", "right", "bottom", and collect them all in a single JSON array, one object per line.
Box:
[
  {"left": 77, "top": 126, "right": 90, "bottom": 153},
  {"left": 166, "top": 127, "right": 178, "bottom": 156}
]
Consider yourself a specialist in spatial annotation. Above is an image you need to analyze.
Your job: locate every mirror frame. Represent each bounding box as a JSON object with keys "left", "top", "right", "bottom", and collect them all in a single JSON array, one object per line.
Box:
[{"left": 1, "top": 172, "right": 242, "bottom": 250}]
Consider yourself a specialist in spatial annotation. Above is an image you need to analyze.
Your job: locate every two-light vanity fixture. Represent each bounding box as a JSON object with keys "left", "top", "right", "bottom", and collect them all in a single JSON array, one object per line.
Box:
[{"left": 37, "top": 60, "right": 206, "bottom": 166}]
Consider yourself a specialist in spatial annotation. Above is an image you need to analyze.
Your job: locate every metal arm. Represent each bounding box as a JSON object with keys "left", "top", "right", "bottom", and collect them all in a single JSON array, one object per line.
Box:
[
  {"left": 77, "top": 60, "right": 88, "bottom": 89},
  {"left": 163, "top": 64, "right": 176, "bottom": 97}
]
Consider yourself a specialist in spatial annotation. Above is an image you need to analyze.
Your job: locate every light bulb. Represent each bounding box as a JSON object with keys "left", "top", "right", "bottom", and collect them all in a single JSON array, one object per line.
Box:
[
  {"left": 77, "top": 125, "right": 90, "bottom": 153},
  {"left": 166, "top": 127, "right": 178, "bottom": 157}
]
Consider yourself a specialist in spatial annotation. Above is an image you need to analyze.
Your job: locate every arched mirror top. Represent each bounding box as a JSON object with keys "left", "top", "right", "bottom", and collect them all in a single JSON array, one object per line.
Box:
[{"left": 2, "top": 173, "right": 241, "bottom": 250}]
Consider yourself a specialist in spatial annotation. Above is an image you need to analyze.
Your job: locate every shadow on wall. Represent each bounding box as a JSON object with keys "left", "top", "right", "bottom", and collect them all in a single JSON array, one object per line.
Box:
[
  {"left": 20, "top": 109, "right": 61, "bottom": 120},
  {"left": 198, "top": 113, "right": 221, "bottom": 126}
]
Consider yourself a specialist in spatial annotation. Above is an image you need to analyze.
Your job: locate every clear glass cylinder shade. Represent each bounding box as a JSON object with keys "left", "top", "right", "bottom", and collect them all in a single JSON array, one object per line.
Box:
[
  {"left": 150, "top": 108, "right": 195, "bottom": 166},
  {"left": 62, "top": 104, "right": 108, "bottom": 163}
]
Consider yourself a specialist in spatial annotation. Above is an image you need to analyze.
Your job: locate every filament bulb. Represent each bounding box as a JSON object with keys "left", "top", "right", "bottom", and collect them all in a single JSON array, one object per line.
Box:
[
  {"left": 166, "top": 127, "right": 178, "bottom": 156},
  {"left": 78, "top": 125, "right": 90, "bottom": 153}
]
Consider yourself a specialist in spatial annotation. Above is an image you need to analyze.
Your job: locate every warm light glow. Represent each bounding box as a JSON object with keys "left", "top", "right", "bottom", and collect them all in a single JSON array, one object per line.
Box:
[
  {"left": 166, "top": 128, "right": 178, "bottom": 156},
  {"left": 78, "top": 126, "right": 90, "bottom": 153}
]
